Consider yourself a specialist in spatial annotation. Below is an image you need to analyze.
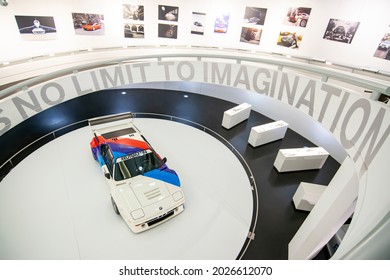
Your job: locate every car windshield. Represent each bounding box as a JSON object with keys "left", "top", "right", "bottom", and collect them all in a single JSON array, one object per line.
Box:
[{"left": 114, "top": 149, "right": 163, "bottom": 181}]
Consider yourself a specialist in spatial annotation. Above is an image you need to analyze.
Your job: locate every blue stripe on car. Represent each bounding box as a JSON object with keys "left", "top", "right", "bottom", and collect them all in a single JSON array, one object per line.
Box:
[{"left": 144, "top": 169, "right": 181, "bottom": 187}]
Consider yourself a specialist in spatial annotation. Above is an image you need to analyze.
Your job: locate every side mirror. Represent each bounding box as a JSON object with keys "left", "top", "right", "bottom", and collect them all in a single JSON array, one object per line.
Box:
[
  {"left": 102, "top": 165, "right": 111, "bottom": 179},
  {"left": 162, "top": 157, "right": 167, "bottom": 163}
]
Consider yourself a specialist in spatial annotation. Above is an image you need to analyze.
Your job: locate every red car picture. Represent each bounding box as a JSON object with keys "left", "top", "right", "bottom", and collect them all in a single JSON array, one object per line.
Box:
[{"left": 82, "top": 23, "right": 102, "bottom": 31}]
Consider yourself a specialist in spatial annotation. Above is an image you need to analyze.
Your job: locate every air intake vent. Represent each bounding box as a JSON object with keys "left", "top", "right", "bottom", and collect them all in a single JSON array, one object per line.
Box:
[
  {"left": 147, "top": 209, "right": 175, "bottom": 227},
  {"left": 144, "top": 188, "right": 161, "bottom": 200}
]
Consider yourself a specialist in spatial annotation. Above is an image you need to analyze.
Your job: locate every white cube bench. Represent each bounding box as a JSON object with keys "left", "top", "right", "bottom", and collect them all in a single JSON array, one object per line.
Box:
[
  {"left": 248, "top": 120, "right": 288, "bottom": 147},
  {"left": 293, "top": 182, "right": 327, "bottom": 211},
  {"left": 222, "top": 103, "right": 252, "bottom": 129},
  {"left": 273, "top": 147, "right": 329, "bottom": 172}
]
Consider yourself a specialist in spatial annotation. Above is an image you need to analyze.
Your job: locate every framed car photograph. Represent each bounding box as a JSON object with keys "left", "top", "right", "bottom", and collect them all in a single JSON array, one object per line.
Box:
[
  {"left": 243, "top": 6, "right": 267, "bottom": 26},
  {"left": 191, "top": 12, "right": 205, "bottom": 35},
  {"left": 283, "top": 7, "right": 312, "bottom": 28},
  {"left": 123, "top": 4, "right": 144, "bottom": 21},
  {"left": 158, "top": 23, "right": 177, "bottom": 39},
  {"left": 158, "top": 5, "right": 179, "bottom": 22},
  {"left": 373, "top": 33, "right": 390, "bottom": 60},
  {"left": 15, "top": 15, "right": 57, "bottom": 40},
  {"left": 240, "top": 27, "right": 262, "bottom": 45},
  {"left": 277, "top": 31, "right": 302, "bottom": 49},
  {"left": 72, "top": 12, "right": 105, "bottom": 35},
  {"left": 214, "top": 13, "right": 230, "bottom": 33},
  {"left": 124, "top": 23, "right": 144, "bottom": 39},
  {"left": 323, "top": 18, "right": 360, "bottom": 44}
]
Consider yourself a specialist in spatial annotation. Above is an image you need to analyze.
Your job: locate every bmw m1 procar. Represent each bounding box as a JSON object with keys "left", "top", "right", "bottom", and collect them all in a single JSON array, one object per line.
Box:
[{"left": 88, "top": 112, "right": 185, "bottom": 233}]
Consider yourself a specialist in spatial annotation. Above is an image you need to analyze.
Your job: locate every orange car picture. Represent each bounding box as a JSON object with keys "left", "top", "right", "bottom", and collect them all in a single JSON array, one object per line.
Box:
[{"left": 82, "top": 23, "right": 102, "bottom": 31}]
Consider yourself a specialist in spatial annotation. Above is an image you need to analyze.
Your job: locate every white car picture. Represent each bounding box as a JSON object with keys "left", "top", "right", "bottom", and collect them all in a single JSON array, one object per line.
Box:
[{"left": 88, "top": 112, "right": 185, "bottom": 233}]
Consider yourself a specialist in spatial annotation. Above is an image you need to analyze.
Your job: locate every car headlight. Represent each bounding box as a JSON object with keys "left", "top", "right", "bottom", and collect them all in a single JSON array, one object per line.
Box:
[
  {"left": 173, "top": 191, "right": 183, "bottom": 201},
  {"left": 131, "top": 208, "right": 145, "bottom": 220}
]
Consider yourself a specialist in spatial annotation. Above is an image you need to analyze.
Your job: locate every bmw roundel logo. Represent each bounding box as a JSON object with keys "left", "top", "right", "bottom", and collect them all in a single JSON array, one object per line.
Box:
[{"left": 159, "top": 206, "right": 163, "bottom": 210}]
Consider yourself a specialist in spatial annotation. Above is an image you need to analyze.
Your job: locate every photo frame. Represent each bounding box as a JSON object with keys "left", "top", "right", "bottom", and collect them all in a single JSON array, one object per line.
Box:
[
  {"left": 214, "top": 13, "right": 230, "bottom": 33},
  {"left": 123, "top": 4, "right": 144, "bottom": 21},
  {"left": 191, "top": 12, "right": 205, "bottom": 35},
  {"left": 373, "top": 33, "right": 390, "bottom": 60},
  {"left": 277, "top": 31, "right": 302, "bottom": 49},
  {"left": 323, "top": 19, "right": 360, "bottom": 44},
  {"left": 124, "top": 23, "right": 144, "bottom": 38},
  {"left": 283, "top": 7, "right": 312, "bottom": 28},
  {"left": 15, "top": 15, "right": 57, "bottom": 40},
  {"left": 158, "top": 5, "right": 179, "bottom": 22},
  {"left": 158, "top": 23, "right": 177, "bottom": 39},
  {"left": 240, "top": 27, "right": 262, "bottom": 45},
  {"left": 72, "top": 13, "right": 105, "bottom": 35},
  {"left": 243, "top": 7, "right": 267, "bottom": 26}
]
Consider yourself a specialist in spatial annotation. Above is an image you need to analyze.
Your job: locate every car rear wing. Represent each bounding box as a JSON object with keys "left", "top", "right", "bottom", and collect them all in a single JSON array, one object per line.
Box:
[{"left": 88, "top": 112, "right": 134, "bottom": 127}]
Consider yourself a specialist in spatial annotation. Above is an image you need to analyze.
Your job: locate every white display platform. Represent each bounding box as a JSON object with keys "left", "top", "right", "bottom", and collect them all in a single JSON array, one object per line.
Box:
[
  {"left": 248, "top": 120, "right": 288, "bottom": 147},
  {"left": 222, "top": 103, "right": 252, "bottom": 129},
  {"left": 273, "top": 147, "right": 329, "bottom": 172},
  {"left": 293, "top": 182, "right": 327, "bottom": 211},
  {"left": 0, "top": 118, "right": 253, "bottom": 260}
]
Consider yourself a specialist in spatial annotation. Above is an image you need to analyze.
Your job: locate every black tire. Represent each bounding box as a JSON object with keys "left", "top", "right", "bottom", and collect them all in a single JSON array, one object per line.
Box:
[{"left": 111, "top": 196, "right": 120, "bottom": 215}]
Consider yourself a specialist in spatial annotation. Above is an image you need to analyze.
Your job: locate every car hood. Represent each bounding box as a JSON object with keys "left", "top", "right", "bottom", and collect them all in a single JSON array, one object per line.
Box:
[{"left": 118, "top": 175, "right": 172, "bottom": 209}]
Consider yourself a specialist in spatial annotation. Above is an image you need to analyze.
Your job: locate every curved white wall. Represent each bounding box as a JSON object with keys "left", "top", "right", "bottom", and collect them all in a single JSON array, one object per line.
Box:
[{"left": 1, "top": 0, "right": 390, "bottom": 73}]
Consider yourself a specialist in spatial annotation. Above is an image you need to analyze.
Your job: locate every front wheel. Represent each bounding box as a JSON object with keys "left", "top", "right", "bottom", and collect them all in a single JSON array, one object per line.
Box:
[{"left": 111, "top": 196, "right": 120, "bottom": 215}]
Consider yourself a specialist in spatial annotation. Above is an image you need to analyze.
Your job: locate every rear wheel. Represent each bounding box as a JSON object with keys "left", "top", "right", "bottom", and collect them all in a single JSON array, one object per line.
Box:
[{"left": 111, "top": 196, "right": 120, "bottom": 215}]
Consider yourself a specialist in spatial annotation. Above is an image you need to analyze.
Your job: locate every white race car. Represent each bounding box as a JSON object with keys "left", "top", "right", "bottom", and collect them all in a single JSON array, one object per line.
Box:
[{"left": 88, "top": 112, "right": 185, "bottom": 233}]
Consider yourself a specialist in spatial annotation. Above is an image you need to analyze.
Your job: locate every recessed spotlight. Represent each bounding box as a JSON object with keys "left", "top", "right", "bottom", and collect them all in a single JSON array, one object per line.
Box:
[
  {"left": 183, "top": 95, "right": 189, "bottom": 98},
  {"left": 121, "top": 91, "right": 127, "bottom": 95}
]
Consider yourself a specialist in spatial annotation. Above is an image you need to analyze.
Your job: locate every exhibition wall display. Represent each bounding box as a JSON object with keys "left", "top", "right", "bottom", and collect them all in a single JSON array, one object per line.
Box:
[{"left": 0, "top": 0, "right": 389, "bottom": 72}]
